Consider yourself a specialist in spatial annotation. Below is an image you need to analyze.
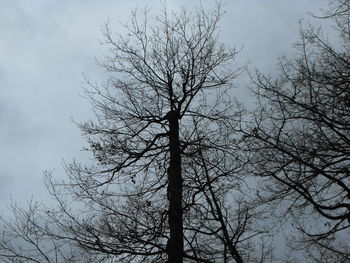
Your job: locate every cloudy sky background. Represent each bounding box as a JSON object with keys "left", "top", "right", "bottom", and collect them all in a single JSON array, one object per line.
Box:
[{"left": 0, "top": 0, "right": 330, "bottom": 210}]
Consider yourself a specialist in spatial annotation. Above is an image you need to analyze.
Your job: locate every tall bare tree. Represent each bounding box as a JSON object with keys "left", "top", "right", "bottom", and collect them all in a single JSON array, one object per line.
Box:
[
  {"left": 78, "top": 4, "right": 239, "bottom": 262},
  {"left": 0, "top": 3, "right": 272, "bottom": 263}
]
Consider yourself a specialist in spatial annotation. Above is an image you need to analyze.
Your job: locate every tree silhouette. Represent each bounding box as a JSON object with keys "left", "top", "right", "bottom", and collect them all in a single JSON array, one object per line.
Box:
[{"left": 0, "top": 3, "right": 271, "bottom": 263}]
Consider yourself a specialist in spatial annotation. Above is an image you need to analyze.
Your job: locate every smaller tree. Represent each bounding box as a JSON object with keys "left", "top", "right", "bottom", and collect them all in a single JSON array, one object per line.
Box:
[
  {"left": 243, "top": 0, "right": 350, "bottom": 261},
  {"left": 0, "top": 201, "right": 100, "bottom": 263}
]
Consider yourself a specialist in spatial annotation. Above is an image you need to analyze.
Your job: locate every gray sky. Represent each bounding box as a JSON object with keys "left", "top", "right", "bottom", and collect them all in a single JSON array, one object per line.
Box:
[{"left": 0, "top": 0, "right": 329, "bottom": 209}]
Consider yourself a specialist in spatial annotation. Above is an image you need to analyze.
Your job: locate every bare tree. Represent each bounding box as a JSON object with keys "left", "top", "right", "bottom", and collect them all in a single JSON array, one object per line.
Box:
[
  {"left": 0, "top": 3, "right": 271, "bottom": 263},
  {"left": 242, "top": 0, "right": 350, "bottom": 260},
  {"left": 77, "top": 3, "right": 239, "bottom": 262}
]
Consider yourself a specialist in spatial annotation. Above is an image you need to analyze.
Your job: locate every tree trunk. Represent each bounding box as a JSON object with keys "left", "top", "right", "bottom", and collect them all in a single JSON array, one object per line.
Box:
[{"left": 167, "top": 110, "right": 183, "bottom": 263}]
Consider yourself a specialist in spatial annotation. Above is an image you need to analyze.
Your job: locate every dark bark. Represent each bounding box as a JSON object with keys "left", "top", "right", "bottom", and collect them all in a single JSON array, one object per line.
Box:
[{"left": 167, "top": 110, "right": 183, "bottom": 263}]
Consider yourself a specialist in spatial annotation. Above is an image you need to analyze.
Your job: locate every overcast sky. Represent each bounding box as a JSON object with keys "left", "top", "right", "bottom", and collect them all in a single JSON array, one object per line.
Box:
[{"left": 0, "top": 0, "right": 330, "bottom": 209}]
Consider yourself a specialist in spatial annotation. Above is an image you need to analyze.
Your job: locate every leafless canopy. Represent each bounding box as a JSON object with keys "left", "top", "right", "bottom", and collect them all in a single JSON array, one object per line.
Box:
[{"left": 0, "top": 3, "right": 270, "bottom": 263}]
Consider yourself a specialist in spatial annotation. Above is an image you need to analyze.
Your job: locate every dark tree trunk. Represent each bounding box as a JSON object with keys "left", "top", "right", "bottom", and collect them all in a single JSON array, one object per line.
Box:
[{"left": 167, "top": 110, "right": 183, "bottom": 263}]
